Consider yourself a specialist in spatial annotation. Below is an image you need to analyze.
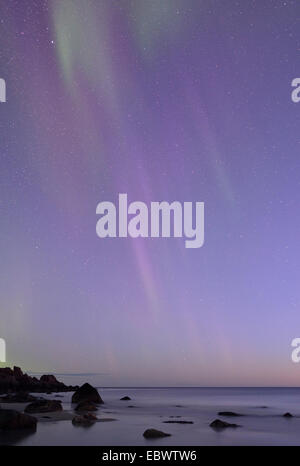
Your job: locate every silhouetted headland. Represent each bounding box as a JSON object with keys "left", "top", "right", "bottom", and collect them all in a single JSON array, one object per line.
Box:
[{"left": 0, "top": 366, "right": 78, "bottom": 394}]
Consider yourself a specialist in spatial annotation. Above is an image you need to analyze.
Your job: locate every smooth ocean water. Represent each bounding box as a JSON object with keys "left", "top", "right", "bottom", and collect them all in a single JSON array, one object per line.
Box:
[{"left": 2, "top": 387, "right": 300, "bottom": 445}]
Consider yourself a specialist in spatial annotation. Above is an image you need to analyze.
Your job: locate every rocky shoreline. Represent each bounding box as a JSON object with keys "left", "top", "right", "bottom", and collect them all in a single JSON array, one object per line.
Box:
[
  {"left": 0, "top": 368, "right": 297, "bottom": 443},
  {"left": 0, "top": 367, "right": 108, "bottom": 432},
  {"left": 0, "top": 366, "right": 78, "bottom": 394}
]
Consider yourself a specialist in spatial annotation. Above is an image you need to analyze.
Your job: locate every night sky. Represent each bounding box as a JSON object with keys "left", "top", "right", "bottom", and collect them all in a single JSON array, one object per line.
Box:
[{"left": 0, "top": 0, "right": 300, "bottom": 386}]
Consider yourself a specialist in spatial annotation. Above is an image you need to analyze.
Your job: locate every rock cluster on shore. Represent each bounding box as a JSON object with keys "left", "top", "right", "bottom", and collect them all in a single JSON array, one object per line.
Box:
[
  {"left": 0, "top": 370, "right": 107, "bottom": 433},
  {"left": 0, "top": 366, "right": 78, "bottom": 394}
]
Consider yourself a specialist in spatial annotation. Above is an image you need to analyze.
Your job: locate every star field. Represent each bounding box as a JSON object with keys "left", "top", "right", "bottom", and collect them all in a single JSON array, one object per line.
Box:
[{"left": 0, "top": 0, "right": 300, "bottom": 386}]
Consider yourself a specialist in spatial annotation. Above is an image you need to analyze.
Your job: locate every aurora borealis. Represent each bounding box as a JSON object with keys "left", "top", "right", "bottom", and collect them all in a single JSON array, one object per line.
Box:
[{"left": 0, "top": 0, "right": 300, "bottom": 386}]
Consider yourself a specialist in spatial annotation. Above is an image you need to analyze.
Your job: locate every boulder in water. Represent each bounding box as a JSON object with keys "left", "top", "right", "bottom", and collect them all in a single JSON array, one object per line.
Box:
[
  {"left": 71, "top": 383, "right": 103, "bottom": 404},
  {"left": 143, "top": 428, "right": 171, "bottom": 438},
  {"left": 210, "top": 419, "right": 240, "bottom": 429},
  {"left": 24, "top": 399, "right": 62, "bottom": 414}
]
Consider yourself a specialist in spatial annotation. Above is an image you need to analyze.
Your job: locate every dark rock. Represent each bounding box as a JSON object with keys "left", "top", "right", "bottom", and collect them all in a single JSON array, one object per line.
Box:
[
  {"left": 24, "top": 399, "right": 62, "bottom": 414},
  {"left": 13, "top": 367, "right": 23, "bottom": 380},
  {"left": 40, "top": 374, "right": 58, "bottom": 385},
  {"left": 72, "top": 383, "right": 103, "bottom": 404},
  {"left": 120, "top": 396, "right": 131, "bottom": 401},
  {"left": 283, "top": 412, "right": 293, "bottom": 418},
  {"left": 218, "top": 411, "right": 243, "bottom": 417},
  {"left": 0, "top": 367, "right": 17, "bottom": 392},
  {"left": 210, "top": 419, "right": 240, "bottom": 429},
  {"left": 0, "top": 409, "right": 37, "bottom": 431},
  {"left": 0, "top": 392, "right": 39, "bottom": 403},
  {"left": 143, "top": 428, "right": 171, "bottom": 439},
  {"left": 0, "top": 366, "right": 78, "bottom": 394},
  {"left": 163, "top": 420, "right": 194, "bottom": 424},
  {"left": 75, "top": 401, "right": 98, "bottom": 412},
  {"left": 72, "top": 413, "right": 98, "bottom": 426}
]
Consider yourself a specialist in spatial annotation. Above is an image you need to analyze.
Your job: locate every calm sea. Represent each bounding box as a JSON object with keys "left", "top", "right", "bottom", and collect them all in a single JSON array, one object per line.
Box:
[{"left": 2, "top": 386, "right": 300, "bottom": 445}]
